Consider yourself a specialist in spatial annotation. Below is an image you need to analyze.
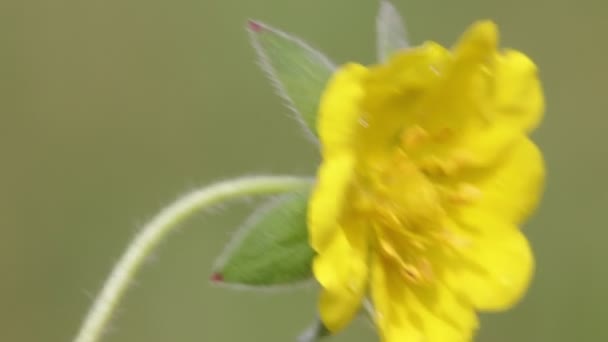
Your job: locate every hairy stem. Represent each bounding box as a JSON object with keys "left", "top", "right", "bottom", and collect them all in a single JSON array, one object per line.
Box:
[{"left": 73, "top": 176, "right": 313, "bottom": 342}]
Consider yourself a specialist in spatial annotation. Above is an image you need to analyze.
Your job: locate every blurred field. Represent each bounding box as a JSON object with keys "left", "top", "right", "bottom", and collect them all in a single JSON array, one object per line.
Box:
[{"left": 1, "top": 0, "right": 606, "bottom": 341}]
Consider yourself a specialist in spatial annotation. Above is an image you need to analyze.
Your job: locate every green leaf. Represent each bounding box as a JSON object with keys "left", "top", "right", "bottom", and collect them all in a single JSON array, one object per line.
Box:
[
  {"left": 248, "top": 20, "right": 335, "bottom": 137},
  {"left": 212, "top": 190, "right": 315, "bottom": 288},
  {"left": 377, "top": 0, "right": 409, "bottom": 61}
]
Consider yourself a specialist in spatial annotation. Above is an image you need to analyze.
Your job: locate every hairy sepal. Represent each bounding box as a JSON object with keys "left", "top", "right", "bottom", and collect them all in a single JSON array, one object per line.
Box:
[
  {"left": 248, "top": 20, "right": 335, "bottom": 138},
  {"left": 377, "top": 0, "right": 410, "bottom": 61},
  {"left": 213, "top": 189, "right": 315, "bottom": 289}
]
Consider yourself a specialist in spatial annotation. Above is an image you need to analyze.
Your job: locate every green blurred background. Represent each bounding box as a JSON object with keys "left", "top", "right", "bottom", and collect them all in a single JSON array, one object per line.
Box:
[{"left": 2, "top": 0, "right": 605, "bottom": 341}]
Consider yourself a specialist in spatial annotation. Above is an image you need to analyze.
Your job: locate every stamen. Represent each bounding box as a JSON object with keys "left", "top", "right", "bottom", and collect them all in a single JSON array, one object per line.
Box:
[
  {"left": 401, "top": 125, "right": 429, "bottom": 149},
  {"left": 449, "top": 183, "right": 482, "bottom": 204},
  {"left": 420, "top": 156, "right": 455, "bottom": 176},
  {"left": 401, "top": 264, "right": 422, "bottom": 282},
  {"left": 375, "top": 205, "right": 403, "bottom": 227},
  {"left": 441, "top": 230, "right": 472, "bottom": 249},
  {"left": 377, "top": 236, "right": 434, "bottom": 284},
  {"left": 418, "top": 258, "right": 434, "bottom": 281},
  {"left": 399, "top": 260, "right": 435, "bottom": 284},
  {"left": 420, "top": 154, "right": 471, "bottom": 177},
  {"left": 452, "top": 150, "right": 475, "bottom": 169},
  {"left": 434, "top": 127, "right": 453, "bottom": 142}
]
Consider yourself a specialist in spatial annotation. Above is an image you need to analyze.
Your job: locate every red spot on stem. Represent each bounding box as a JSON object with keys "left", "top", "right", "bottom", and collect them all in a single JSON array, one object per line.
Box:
[
  {"left": 210, "top": 272, "right": 224, "bottom": 283},
  {"left": 247, "top": 20, "right": 264, "bottom": 32}
]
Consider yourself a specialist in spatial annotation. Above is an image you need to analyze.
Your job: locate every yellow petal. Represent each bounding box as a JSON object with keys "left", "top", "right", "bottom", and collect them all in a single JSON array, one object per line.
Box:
[
  {"left": 449, "top": 32, "right": 543, "bottom": 166},
  {"left": 314, "top": 225, "right": 369, "bottom": 332},
  {"left": 453, "top": 20, "right": 498, "bottom": 62},
  {"left": 308, "top": 154, "right": 355, "bottom": 251},
  {"left": 405, "top": 21, "right": 543, "bottom": 167},
  {"left": 453, "top": 137, "right": 545, "bottom": 225},
  {"left": 438, "top": 218, "right": 534, "bottom": 311},
  {"left": 436, "top": 20, "right": 498, "bottom": 122},
  {"left": 494, "top": 50, "right": 544, "bottom": 133},
  {"left": 358, "top": 42, "right": 450, "bottom": 156},
  {"left": 370, "top": 254, "right": 422, "bottom": 342},
  {"left": 448, "top": 51, "right": 543, "bottom": 165},
  {"left": 371, "top": 254, "right": 478, "bottom": 342},
  {"left": 317, "top": 63, "right": 368, "bottom": 157}
]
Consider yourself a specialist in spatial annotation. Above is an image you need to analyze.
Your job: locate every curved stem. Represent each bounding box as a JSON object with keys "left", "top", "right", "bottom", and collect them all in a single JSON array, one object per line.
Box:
[{"left": 73, "top": 176, "right": 313, "bottom": 342}]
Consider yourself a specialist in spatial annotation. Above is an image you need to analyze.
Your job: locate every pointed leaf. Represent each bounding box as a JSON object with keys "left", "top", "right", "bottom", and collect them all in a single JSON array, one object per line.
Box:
[
  {"left": 212, "top": 190, "right": 314, "bottom": 288},
  {"left": 248, "top": 20, "right": 335, "bottom": 137},
  {"left": 377, "top": 0, "right": 410, "bottom": 61}
]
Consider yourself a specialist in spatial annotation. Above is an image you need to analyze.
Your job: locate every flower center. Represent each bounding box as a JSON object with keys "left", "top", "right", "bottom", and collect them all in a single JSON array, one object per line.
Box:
[
  {"left": 350, "top": 125, "right": 480, "bottom": 285},
  {"left": 350, "top": 155, "right": 439, "bottom": 283}
]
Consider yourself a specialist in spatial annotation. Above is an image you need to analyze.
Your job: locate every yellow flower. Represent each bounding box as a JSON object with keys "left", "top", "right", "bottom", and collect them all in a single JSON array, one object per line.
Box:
[{"left": 308, "top": 21, "right": 545, "bottom": 341}]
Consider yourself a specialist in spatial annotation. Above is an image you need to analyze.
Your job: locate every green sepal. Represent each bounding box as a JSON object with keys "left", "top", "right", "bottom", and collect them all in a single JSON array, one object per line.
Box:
[
  {"left": 248, "top": 20, "right": 335, "bottom": 137},
  {"left": 297, "top": 318, "right": 330, "bottom": 342},
  {"left": 376, "top": 0, "right": 409, "bottom": 61},
  {"left": 212, "top": 189, "right": 315, "bottom": 287}
]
